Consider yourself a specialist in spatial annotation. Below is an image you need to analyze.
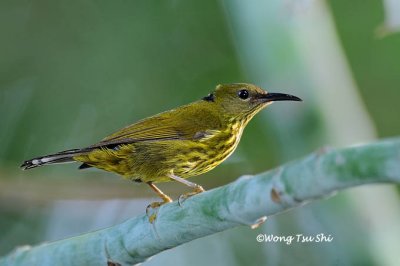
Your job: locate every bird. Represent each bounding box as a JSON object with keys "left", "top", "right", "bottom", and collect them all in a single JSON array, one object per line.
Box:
[{"left": 21, "top": 83, "right": 301, "bottom": 220}]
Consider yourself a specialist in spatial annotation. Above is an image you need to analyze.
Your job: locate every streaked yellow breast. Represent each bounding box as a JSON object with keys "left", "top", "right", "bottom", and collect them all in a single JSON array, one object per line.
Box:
[{"left": 173, "top": 120, "right": 245, "bottom": 178}]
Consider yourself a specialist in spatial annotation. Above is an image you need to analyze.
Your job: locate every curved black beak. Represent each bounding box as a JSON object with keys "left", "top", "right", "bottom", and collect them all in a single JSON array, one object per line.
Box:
[{"left": 259, "top": 92, "right": 302, "bottom": 102}]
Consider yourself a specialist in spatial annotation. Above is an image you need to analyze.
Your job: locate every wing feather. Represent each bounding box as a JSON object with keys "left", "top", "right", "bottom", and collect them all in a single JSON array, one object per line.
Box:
[{"left": 90, "top": 102, "right": 222, "bottom": 149}]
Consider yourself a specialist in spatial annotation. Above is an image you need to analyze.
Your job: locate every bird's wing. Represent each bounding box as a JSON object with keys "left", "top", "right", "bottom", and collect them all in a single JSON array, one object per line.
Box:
[{"left": 90, "top": 103, "right": 222, "bottom": 149}]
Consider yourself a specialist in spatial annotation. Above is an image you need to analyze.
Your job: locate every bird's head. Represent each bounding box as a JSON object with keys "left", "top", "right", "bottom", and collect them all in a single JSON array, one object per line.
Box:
[{"left": 202, "top": 83, "right": 301, "bottom": 122}]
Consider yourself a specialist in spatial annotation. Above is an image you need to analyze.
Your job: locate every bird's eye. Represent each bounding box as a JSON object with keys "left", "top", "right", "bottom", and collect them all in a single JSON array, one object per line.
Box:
[{"left": 238, "top": 89, "right": 249, "bottom": 100}]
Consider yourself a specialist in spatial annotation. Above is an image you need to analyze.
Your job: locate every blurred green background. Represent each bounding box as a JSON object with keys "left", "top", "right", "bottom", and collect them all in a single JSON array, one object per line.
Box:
[{"left": 1, "top": 0, "right": 400, "bottom": 265}]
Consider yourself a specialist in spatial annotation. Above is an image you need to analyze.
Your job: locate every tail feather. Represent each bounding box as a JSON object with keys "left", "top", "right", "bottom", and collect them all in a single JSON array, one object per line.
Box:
[{"left": 21, "top": 149, "right": 87, "bottom": 170}]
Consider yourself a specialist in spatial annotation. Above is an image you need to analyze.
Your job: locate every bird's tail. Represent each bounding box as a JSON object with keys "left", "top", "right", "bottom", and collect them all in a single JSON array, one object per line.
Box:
[{"left": 21, "top": 148, "right": 88, "bottom": 170}]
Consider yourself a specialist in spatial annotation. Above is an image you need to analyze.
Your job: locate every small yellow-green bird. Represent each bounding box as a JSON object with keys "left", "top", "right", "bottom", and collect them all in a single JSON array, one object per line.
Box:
[{"left": 21, "top": 83, "right": 301, "bottom": 210}]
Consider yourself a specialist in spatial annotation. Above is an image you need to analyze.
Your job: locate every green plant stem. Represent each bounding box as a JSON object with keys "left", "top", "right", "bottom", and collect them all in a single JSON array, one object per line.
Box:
[{"left": 1, "top": 138, "right": 400, "bottom": 266}]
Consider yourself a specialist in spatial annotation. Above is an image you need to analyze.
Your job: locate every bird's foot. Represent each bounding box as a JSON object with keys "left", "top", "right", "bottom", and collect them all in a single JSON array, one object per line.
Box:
[
  {"left": 178, "top": 185, "right": 205, "bottom": 206},
  {"left": 146, "top": 197, "right": 172, "bottom": 223}
]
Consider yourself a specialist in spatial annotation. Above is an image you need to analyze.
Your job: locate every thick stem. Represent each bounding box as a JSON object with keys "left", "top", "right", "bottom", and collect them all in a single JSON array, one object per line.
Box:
[{"left": 1, "top": 138, "right": 400, "bottom": 266}]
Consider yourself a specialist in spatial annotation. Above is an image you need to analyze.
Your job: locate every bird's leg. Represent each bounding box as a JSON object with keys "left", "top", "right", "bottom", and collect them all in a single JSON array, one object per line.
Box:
[
  {"left": 146, "top": 182, "right": 173, "bottom": 223},
  {"left": 147, "top": 182, "right": 173, "bottom": 203},
  {"left": 169, "top": 174, "right": 205, "bottom": 206}
]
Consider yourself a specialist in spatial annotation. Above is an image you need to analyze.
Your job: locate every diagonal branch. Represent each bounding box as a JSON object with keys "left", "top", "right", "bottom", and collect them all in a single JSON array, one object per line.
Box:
[{"left": 1, "top": 138, "right": 400, "bottom": 266}]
